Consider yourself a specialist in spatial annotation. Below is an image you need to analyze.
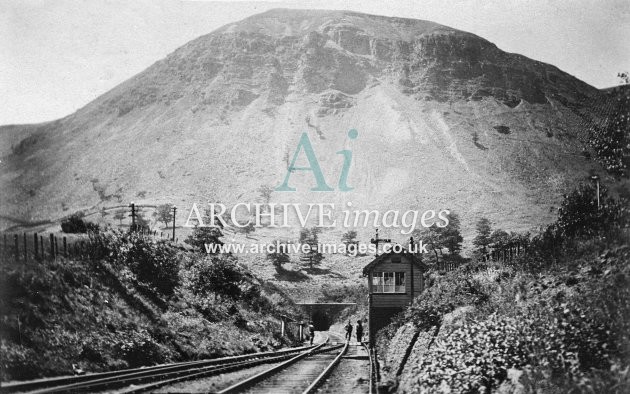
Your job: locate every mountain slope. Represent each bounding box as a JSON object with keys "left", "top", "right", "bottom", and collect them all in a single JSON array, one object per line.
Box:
[{"left": 0, "top": 9, "right": 610, "bottom": 240}]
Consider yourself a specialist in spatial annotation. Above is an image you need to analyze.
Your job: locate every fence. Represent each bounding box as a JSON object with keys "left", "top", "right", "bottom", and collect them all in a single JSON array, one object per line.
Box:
[
  {"left": 0, "top": 229, "right": 178, "bottom": 263},
  {"left": 435, "top": 260, "right": 460, "bottom": 272}
]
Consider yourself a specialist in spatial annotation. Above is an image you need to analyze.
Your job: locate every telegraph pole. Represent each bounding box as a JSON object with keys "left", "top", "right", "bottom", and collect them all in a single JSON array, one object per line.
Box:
[
  {"left": 590, "top": 175, "right": 600, "bottom": 210},
  {"left": 370, "top": 228, "right": 391, "bottom": 257},
  {"left": 130, "top": 202, "right": 136, "bottom": 232},
  {"left": 172, "top": 206, "right": 177, "bottom": 240}
]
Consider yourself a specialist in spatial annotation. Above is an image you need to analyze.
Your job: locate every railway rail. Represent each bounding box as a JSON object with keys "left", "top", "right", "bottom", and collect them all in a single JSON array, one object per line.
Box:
[
  {"left": 0, "top": 344, "right": 317, "bottom": 394},
  {"left": 1, "top": 332, "right": 378, "bottom": 394},
  {"left": 217, "top": 332, "right": 346, "bottom": 394}
]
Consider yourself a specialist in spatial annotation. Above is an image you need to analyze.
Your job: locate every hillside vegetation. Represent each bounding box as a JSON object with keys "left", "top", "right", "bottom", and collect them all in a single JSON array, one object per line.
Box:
[
  {"left": 377, "top": 184, "right": 630, "bottom": 393},
  {"left": 0, "top": 230, "right": 301, "bottom": 381}
]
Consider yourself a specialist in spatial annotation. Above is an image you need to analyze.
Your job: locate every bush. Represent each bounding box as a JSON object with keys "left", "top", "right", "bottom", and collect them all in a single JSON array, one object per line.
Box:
[
  {"left": 266, "top": 240, "right": 291, "bottom": 270},
  {"left": 414, "top": 303, "right": 616, "bottom": 393},
  {"left": 185, "top": 226, "right": 223, "bottom": 253},
  {"left": 557, "top": 183, "right": 629, "bottom": 238},
  {"left": 61, "top": 213, "right": 99, "bottom": 233},
  {"left": 587, "top": 87, "right": 630, "bottom": 177},
  {"left": 116, "top": 330, "right": 167, "bottom": 368},
  {"left": 404, "top": 270, "right": 490, "bottom": 330},
  {"left": 105, "top": 231, "right": 180, "bottom": 296},
  {"left": 389, "top": 244, "right": 630, "bottom": 393},
  {"left": 0, "top": 344, "right": 40, "bottom": 380},
  {"left": 188, "top": 255, "right": 244, "bottom": 300}
]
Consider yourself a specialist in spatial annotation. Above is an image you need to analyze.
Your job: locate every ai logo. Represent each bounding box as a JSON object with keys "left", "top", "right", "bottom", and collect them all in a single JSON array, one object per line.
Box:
[{"left": 276, "top": 129, "right": 358, "bottom": 192}]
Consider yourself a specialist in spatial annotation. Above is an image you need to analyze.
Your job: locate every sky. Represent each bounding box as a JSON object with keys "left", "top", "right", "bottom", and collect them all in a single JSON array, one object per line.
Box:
[{"left": 1, "top": 0, "right": 629, "bottom": 125}]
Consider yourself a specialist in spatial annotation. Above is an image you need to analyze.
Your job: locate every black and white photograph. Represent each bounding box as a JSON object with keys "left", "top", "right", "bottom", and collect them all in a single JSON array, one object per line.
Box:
[{"left": 1, "top": 1, "right": 629, "bottom": 393}]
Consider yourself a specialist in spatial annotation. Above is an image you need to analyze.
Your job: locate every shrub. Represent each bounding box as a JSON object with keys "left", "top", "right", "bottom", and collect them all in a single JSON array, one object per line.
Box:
[
  {"left": 493, "top": 125, "right": 511, "bottom": 134},
  {"left": 105, "top": 231, "right": 180, "bottom": 296},
  {"left": 185, "top": 226, "right": 223, "bottom": 253},
  {"left": 414, "top": 303, "right": 616, "bottom": 393},
  {"left": 61, "top": 213, "right": 99, "bottom": 233},
  {"left": 116, "top": 330, "right": 167, "bottom": 368},
  {"left": 557, "top": 183, "right": 629, "bottom": 238},
  {"left": 266, "top": 239, "right": 291, "bottom": 270},
  {"left": 404, "top": 270, "right": 490, "bottom": 330},
  {"left": 588, "top": 87, "right": 630, "bottom": 177},
  {"left": 341, "top": 230, "right": 359, "bottom": 255},
  {"left": 188, "top": 255, "right": 244, "bottom": 300},
  {"left": 0, "top": 344, "right": 40, "bottom": 380},
  {"left": 473, "top": 217, "right": 492, "bottom": 255}
]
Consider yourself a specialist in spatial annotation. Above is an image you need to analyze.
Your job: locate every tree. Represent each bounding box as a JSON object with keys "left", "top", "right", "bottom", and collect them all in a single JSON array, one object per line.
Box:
[
  {"left": 489, "top": 229, "right": 509, "bottom": 261},
  {"left": 299, "top": 228, "right": 311, "bottom": 244},
  {"left": 185, "top": 226, "right": 223, "bottom": 253},
  {"left": 473, "top": 217, "right": 492, "bottom": 255},
  {"left": 415, "top": 226, "right": 443, "bottom": 263},
  {"left": 189, "top": 256, "right": 244, "bottom": 301},
  {"left": 267, "top": 239, "right": 290, "bottom": 270},
  {"left": 412, "top": 212, "right": 463, "bottom": 264},
  {"left": 155, "top": 204, "right": 173, "bottom": 229},
  {"left": 299, "top": 228, "right": 323, "bottom": 269},
  {"left": 341, "top": 230, "right": 359, "bottom": 255},
  {"left": 441, "top": 212, "right": 463, "bottom": 256}
]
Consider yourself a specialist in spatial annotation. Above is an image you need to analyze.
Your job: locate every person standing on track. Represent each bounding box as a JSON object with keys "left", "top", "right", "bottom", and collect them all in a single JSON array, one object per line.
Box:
[
  {"left": 308, "top": 321, "right": 315, "bottom": 345},
  {"left": 356, "top": 320, "right": 363, "bottom": 344},
  {"left": 344, "top": 321, "right": 353, "bottom": 342}
]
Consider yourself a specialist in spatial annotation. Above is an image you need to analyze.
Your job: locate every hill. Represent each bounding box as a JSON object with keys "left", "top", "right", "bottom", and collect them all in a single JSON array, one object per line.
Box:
[{"left": 0, "top": 8, "right": 617, "bottom": 244}]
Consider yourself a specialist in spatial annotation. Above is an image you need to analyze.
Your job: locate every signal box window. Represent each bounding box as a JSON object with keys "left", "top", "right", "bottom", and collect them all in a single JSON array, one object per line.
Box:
[{"left": 372, "top": 272, "right": 405, "bottom": 293}]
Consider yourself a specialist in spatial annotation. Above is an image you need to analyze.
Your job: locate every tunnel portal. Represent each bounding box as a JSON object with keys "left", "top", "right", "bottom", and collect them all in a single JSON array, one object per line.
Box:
[{"left": 296, "top": 303, "right": 357, "bottom": 331}]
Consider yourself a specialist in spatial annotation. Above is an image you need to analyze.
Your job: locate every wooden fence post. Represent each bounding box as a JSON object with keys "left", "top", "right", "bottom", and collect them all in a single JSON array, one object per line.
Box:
[
  {"left": 49, "top": 234, "right": 55, "bottom": 260},
  {"left": 23, "top": 233, "right": 27, "bottom": 261},
  {"left": 14, "top": 234, "right": 19, "bottom": 261},
  {"left": 63, "top": 237, "right": 67, "bottom": 258},
  {"left": 40, "top": 236, "right": 44, "bottom": 260},
  {"left": 54, "top": 236, "right": 59, "bottom": 258},
  {"left": 34, "top": 233, "right": 39, "bottom": 260}
]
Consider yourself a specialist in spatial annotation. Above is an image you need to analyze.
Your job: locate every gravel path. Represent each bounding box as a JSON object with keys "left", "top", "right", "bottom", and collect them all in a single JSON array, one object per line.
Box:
[
  {"left": 316, "top": 344, "right": 370, "bottom": 394},
  {"left": 151, "top": 361, "right": 285, "bottom": 393},
  {"left": 241, "top": 352, "right": 337, "bottom": 394}
]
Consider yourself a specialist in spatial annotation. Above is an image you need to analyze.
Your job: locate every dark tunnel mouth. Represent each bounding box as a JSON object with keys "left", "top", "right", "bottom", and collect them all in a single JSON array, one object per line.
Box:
[{"left": 311, "top": 309, "right": 332, "bottom": 330}]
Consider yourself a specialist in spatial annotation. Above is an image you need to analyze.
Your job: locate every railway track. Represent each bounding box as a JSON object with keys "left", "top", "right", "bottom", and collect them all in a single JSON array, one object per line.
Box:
[
  {"left": 216, "top": 332, "right": 347, "bottom": 394},
  {"left": 1, "top": 332, "right": 376, "bottom": 394},
  {"left": 0, "top": 344, "right": 318, "bottom": 394}
]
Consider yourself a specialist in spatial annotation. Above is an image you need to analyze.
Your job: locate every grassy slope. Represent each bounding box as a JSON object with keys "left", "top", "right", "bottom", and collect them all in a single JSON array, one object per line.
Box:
[
  {"left": 376, "top": 235, "right": 630, "bottom": 393},
  {"left": 0, "top": 250, "right": 300, "bottom": 382}
]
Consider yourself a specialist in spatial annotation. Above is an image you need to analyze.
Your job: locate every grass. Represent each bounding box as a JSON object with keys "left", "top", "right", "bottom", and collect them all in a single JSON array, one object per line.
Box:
[
  {"left": 0, "top": 235, "right": 303, "bottom": 382},
  {"left": 377, "top": 235, "right": 630, "bottom": 393}
]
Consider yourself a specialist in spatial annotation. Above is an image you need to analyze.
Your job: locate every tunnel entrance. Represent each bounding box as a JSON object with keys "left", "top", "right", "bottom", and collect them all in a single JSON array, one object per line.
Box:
[
  {"left": 296, "top": 303, "right": 356, "bottom": 331},
  {"left": 311, "top": 310, "right": 331, "bottom": 330}
]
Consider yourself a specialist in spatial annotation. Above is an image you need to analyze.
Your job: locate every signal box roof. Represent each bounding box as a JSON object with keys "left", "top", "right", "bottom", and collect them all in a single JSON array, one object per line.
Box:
[{"left": 362, "top": 250, "right": 426, "bottom": 276}]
